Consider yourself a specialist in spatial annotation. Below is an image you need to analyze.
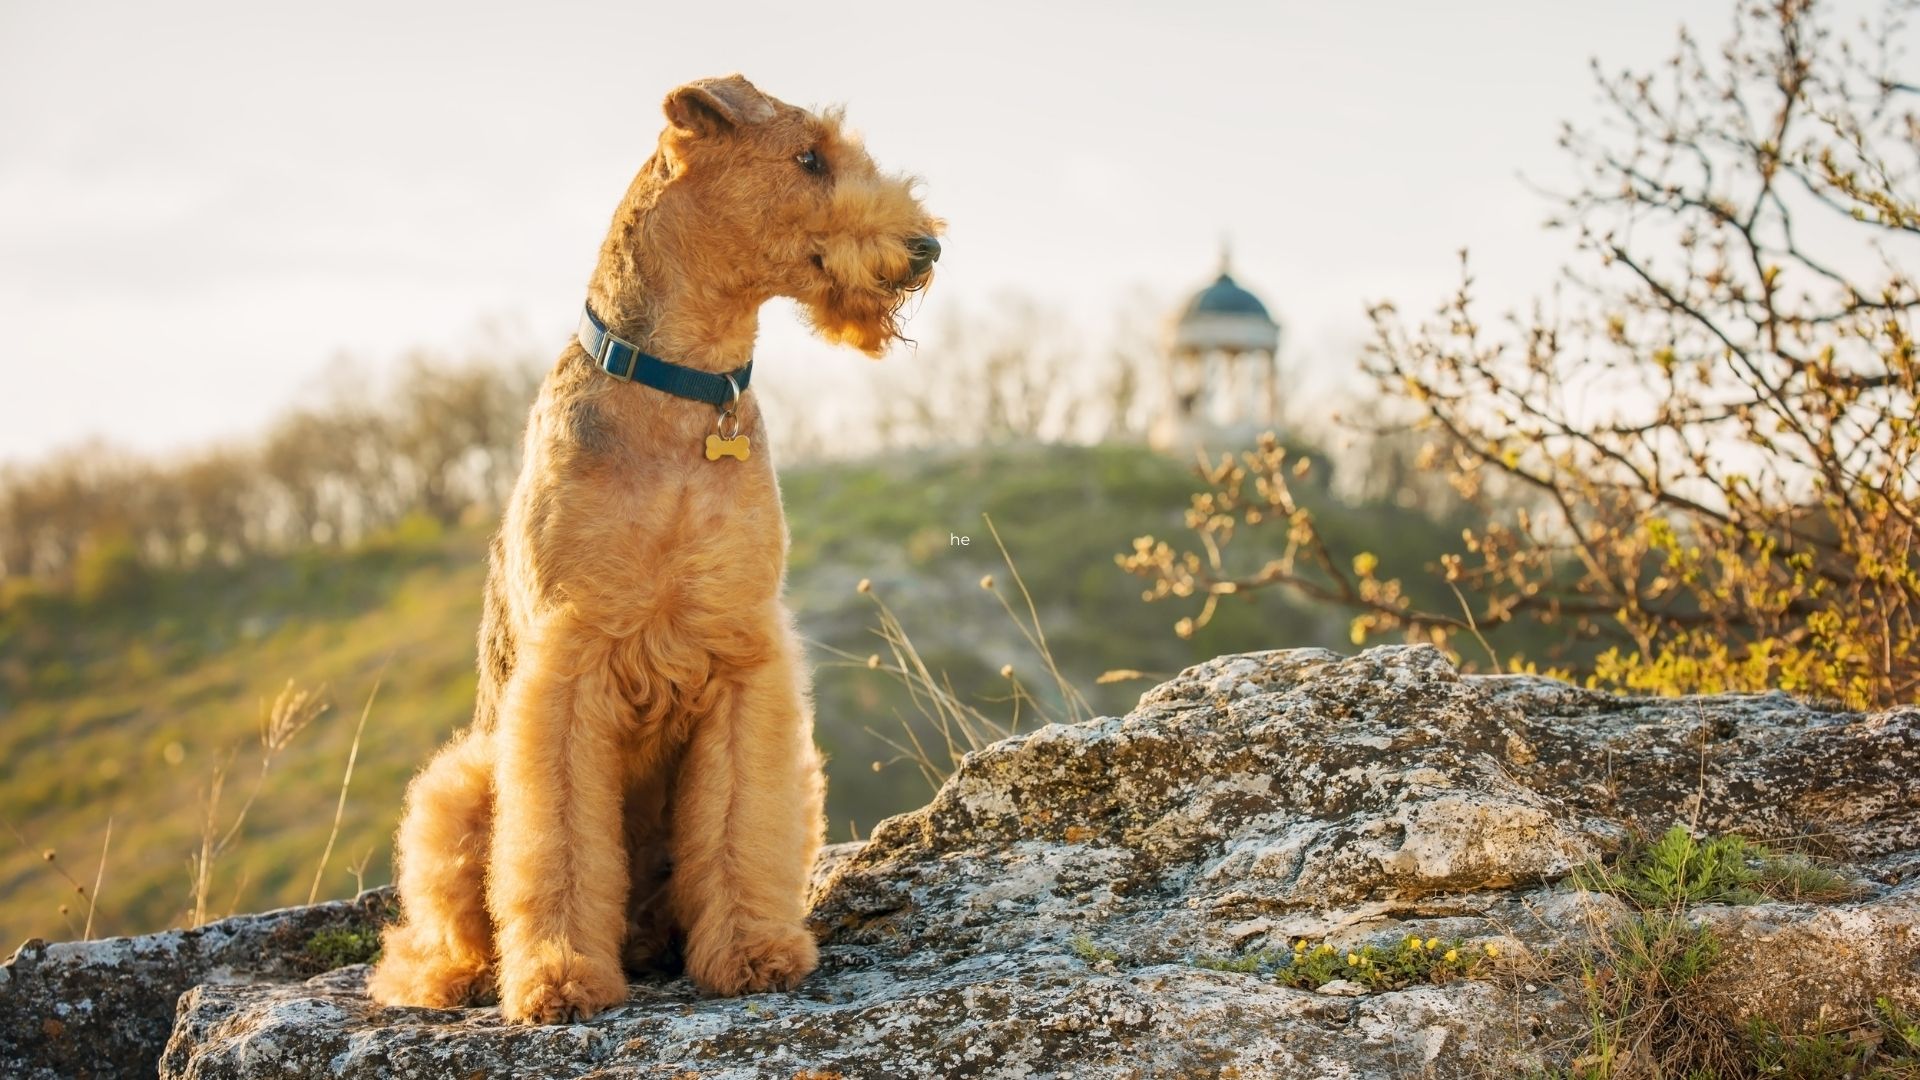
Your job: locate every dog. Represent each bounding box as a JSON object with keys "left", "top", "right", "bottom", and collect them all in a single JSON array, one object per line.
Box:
[{"left": 366, "top": 73, "right": 941, "bottom": 1024}]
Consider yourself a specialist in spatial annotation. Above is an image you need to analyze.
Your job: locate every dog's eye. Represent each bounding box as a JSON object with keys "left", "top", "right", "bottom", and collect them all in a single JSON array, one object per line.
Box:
[{"left": 795, "top": 149, "right": 826, "bottom": 175}]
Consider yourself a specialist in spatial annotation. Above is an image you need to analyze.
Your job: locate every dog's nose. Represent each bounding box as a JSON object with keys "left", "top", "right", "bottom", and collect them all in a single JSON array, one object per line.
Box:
[{"left": 906, "top": 235, "right": 941, "bottom": 273}]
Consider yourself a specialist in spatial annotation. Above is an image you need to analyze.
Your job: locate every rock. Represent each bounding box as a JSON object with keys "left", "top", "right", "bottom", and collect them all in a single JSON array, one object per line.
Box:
[
  {"left": 0, "top": 888, "right": 396, "bottom": 1080},
  {"left": 18, "top": 646, "right": 1920, "bottom": 1078},
  {"left": 1693, "top": 899, "right": 1920, "bottom": 1033}
]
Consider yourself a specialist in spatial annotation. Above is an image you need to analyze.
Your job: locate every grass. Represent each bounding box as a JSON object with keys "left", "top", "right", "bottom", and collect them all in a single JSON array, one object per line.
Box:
[
  {"left": 0, "top": 442, "right": 1505, "bottom": 946},
  {"left": 1549, "top": 826, "right": 1887, "bottom": 1078},
  {"left": 307, "top": 670, "right": 381, "bottom": 905},
  {"left": 1568, "top": 912, "right": 1726, "bottom": 1078},
  {"left": 823, "top": 513, "right": 1099, "bottom": 793},
  {"left": 1, "top": 518, "right": 475, "bottom": 944},
  {"left": 189, "top": 680, "right": 330, "bottom": 926},
  {"left": 1742, "top": 998, "right": 1920, "bottom": 1079}
]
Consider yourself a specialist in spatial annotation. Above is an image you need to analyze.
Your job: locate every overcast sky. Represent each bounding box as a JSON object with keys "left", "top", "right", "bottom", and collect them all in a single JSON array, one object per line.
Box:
[{"left": 3, "top": 0, "right": 1889, "bottom": 464}]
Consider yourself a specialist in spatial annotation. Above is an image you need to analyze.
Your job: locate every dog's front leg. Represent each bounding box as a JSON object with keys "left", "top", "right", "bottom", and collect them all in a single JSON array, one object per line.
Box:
[
  {"left": 487, "top": 621, "right": 631, "bottom": 1023},
  {"left": 669, "top": 620, "right": 825, "bottom": 995}
]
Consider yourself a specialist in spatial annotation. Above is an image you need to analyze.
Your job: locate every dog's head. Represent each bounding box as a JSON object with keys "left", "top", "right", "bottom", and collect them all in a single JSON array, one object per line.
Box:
[{"left": 645, "top": 74, "right": 942, "bottom": 356}]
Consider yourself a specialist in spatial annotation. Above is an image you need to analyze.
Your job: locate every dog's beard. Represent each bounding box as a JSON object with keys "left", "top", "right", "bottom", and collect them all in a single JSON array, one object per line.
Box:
[{"left": 806, "top": 278, "right": 924, "bottom": 357}]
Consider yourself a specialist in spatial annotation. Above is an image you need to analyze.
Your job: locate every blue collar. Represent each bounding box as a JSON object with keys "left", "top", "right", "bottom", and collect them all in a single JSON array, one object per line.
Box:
[{"left": 578, "top": 305, "right": 753, "bottom": 407}]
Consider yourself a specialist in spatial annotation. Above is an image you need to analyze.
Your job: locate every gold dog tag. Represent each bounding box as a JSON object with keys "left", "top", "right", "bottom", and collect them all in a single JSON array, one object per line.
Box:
[{"left": 705, "top": 433, "right": 751, "bottom": 461}]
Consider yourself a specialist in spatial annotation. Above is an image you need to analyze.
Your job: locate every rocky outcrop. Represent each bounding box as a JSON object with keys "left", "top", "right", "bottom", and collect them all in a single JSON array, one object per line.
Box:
[
  {"left": 11, "top": 646, "right": 1920, "bottom": 1078},
  {"left": 0, "top": 888, "right": 395, "bottom": 1080}
]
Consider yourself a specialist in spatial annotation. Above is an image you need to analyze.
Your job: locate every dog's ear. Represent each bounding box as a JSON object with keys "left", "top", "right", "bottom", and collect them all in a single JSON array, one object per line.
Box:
[{"left": 664, "top": 75, "right": 773, "bottom": 137}]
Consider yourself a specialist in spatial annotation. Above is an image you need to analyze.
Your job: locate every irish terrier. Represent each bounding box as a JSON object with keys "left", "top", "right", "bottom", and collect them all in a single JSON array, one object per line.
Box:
[{"left": 365, "top": 73, "right": 941, "bottom": 1024}]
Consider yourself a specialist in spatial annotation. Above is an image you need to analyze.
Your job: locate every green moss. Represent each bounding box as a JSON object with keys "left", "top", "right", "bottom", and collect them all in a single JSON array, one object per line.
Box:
[{"left": 305, "top": 927, "right": 382, "bottom": 969}]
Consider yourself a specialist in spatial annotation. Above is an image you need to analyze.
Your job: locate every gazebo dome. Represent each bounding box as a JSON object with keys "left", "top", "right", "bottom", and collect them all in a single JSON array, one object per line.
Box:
[
  {"left": 1180, "top": 272, "right": 1275, "bottom": 323},
  {"left": 1170, "top": 253, "right": 1279, "bottom": 355}
]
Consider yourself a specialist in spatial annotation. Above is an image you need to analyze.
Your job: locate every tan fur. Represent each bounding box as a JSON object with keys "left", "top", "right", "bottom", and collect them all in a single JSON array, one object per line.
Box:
[{"left": 365, "top": 74, "right": 940, "bottom": 1024}]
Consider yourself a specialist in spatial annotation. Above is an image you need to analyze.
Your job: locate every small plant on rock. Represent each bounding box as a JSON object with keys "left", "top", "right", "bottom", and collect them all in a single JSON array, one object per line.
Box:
[
  {"left": 1560, "top": 827, "right": 1875, "bottom": 1077},
  {"left": 1572, "top": 913, "right": 1728, "bottom": 1078},
  {"left": 1194, "top": 935, "right": 1490, "bottom": 993},
  {"left": 1575, "top": 826, "right": 1861, "bottom": 909},
  {"left": 1067, "top": 934, "right": 1121, "bottom": 966}
]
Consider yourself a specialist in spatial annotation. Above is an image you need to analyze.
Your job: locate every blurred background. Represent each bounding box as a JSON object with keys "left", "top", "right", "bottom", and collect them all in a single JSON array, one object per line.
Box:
[{"left": 3, "top": 0, "right": 1915, "bottom": 947}]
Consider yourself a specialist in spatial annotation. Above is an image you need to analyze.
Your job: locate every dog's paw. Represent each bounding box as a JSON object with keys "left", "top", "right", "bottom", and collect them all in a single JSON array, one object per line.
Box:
[
  {"left": 499, "top": 940, "right": 627, "bottom": 1024},
  {"left": 365, "top": 932, "right": 494, "bottom": 1009},
  {"left": 686, "top": 924, "right": 818, "bottom": 997}
]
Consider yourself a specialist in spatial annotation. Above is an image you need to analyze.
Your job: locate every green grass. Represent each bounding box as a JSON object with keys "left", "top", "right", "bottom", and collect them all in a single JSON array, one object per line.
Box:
[
  {"left": 1553, "top": 826, "right": 1884, "bottom": 1078},
  {"left": 0, "top": 441, "right": 1480, "bottom": 946}
]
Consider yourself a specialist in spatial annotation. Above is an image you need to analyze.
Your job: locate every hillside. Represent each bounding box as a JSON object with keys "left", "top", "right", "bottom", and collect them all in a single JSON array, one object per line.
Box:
[{"left": 0, "top": 441, "right": 1479, "bottom": 945}]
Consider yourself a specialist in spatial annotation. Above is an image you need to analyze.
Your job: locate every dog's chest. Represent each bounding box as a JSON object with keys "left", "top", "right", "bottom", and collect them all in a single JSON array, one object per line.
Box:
[{"left": 601, "top": 462, "right": 788, "bottom": 603}]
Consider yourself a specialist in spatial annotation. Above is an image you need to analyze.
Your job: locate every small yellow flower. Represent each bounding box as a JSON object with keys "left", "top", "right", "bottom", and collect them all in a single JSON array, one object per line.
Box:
[
  {"left": 1444, "top": 949, "right": 1459, "bottom": 963},
  {"left": 1293, "top": 939, "right": 1308, "bottom": 953},
  {"left": 1405, "top": 935, "right": 1421, "bottom": 949},
  {"left": 1346, "top": 952, "right": 1360, "bottom": 966},
  {"left": 1424, "top": 937, "right": 1439, "bottom": 951},
  {"left": 1484, "top": 943, "right": 1501, "bottom": 959},
  {"left": 1319, "top": 944, "right": 1335, "bottom": 956}
]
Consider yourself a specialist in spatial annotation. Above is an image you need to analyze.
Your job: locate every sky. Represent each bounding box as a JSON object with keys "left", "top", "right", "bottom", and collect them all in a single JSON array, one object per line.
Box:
[{"left": 0, "top": 0, "right": 1885, "bottom": 464}]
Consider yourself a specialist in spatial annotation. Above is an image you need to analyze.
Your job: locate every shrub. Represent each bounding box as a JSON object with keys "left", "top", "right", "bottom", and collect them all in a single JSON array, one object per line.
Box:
[
  {"left": 1122, "top": 0, "right": 1920, "bottom": 708},
  {"left": 71, "top": 532, "right": 148, "bottom": 606}
]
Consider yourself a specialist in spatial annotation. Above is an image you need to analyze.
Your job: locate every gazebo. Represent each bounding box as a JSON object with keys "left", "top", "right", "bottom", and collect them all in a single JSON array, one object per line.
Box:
[{"left": 1152, "top": 249, "right": 1283, "bottom": 452}]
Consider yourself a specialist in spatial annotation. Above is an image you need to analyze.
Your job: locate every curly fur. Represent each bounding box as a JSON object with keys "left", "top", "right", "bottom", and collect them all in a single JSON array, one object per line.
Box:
[{"left": 366, "top": 74, "right": 942, "bottom": 1024}]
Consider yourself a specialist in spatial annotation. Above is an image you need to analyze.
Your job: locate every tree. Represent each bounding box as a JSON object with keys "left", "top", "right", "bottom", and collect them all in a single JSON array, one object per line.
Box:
[{"left": 1122, "top": 0, "right": 1920, "bottom": 707}]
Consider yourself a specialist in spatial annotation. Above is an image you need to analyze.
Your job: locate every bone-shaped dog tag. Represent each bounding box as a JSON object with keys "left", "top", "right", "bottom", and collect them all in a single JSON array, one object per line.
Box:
[{"left": 705, "top": 433, "right": 751, "bottom": 462}]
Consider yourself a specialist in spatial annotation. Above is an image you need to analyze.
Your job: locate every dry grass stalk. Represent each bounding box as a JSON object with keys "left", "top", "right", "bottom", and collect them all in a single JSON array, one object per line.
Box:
[
  {"left": 83, "top": 817, "right": 110, "bottom": 940},
  {"left": 821, "top": 514, "right": 1091, "bottom": 792},
  {"left": 188, "top": 679, "right": 328, "bottom": 925},
  {"left": 308, "top": 669, "right": 383, "bottom": 904}
]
